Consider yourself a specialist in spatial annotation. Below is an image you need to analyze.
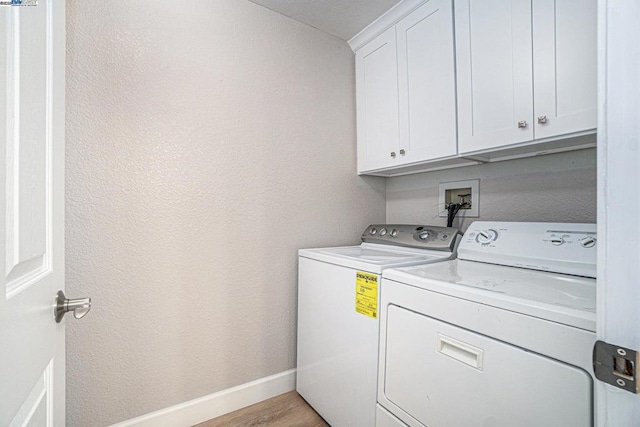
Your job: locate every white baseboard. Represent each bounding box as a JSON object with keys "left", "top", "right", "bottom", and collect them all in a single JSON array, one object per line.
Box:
[{"left": 110, "top": 369, "right": 297, "bottom": 427}]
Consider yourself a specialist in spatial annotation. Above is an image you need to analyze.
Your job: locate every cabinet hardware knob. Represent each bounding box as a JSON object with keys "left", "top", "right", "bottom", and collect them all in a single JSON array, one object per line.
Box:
[
  {"left": 518, "top": 120, "right": 527, "bottom": 128},
  {"left": 390, "top": 152, "right": 396, "bottom": 158},
  {"left": 399, "top": 149, "right": 405, "bottom": 155},
  {"left": 538, "top": 115, "right": 548, "bottom": 124}
]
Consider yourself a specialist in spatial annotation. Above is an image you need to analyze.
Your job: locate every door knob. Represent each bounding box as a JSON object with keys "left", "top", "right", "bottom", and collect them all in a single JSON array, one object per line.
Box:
[{"left": 54, "top": 290, "right": 91, "bottom": 323}]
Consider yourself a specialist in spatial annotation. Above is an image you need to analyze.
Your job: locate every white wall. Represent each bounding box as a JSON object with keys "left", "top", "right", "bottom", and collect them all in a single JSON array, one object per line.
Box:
[
  {"left": 387, "top": 149, "right": 597, "bottom": 231},
  {"left": 65, "top": 1, "right": 385, "bottom": 425}
]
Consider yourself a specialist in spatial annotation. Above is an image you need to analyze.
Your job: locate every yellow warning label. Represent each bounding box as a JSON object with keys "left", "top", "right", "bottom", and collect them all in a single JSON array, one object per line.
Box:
[{"left": 355, "top": 271, "right": 378, "bottom": 319}]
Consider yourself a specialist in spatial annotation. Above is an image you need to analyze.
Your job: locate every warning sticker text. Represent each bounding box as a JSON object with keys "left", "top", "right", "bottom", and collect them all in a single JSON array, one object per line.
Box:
[{"left": 355, "top": 271, "right": 378, "bottom": 319}]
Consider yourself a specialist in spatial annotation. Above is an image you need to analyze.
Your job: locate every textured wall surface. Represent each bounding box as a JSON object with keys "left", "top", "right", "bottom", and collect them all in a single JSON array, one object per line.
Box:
[
  {"left": 65, "top": 1, "right": 385, "bottom": 425},
  {"left": 387, "top": 149, "right": 597, "bottom": 231}
]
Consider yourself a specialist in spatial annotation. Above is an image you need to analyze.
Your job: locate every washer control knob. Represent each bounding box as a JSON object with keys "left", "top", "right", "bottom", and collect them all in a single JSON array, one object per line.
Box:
[
  {"left": 580, "top": 237, "right": 597, "bottom": 248},
  {"left": 379, "top": 228, "right": 387, "bottom": 236},
  {"left": 418, "top": 232, "right": 429, "bottom": 241},
  {"left": 476, "top": 229, "right": 498, "bottom": 244},
  {"left": 551, "top": 237, "right": 565, "bottom": 246},
  {"left": 390, "top": 229, "right": 398, "bottom": 237},
  {"left": 370, "top": 227, "right": 377, "bottom": 235}
]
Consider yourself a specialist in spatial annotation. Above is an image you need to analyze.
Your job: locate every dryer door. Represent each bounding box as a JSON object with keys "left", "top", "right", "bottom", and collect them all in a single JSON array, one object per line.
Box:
[{"left": 382, "top": 305, "right": 593, "bottom": 427}]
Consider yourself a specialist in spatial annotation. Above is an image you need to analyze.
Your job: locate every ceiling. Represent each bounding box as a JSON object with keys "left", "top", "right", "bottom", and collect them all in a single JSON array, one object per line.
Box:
[{"left": 247, "top": 0, "right": 402, "bottom": 41}]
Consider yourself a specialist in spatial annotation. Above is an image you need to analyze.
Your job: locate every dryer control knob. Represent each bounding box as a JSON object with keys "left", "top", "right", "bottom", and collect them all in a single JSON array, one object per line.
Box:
[
  {"left": 580, "top": 237, "right": 597, "bottom": 248},
  {"left": 379, "top": 228, "right": 387, "bottom": 236},
  {"left": 391, "top": 229, "right": 398, "bottom": 237},
  {"left": 551, "top": 237, "right": 565, "bottom": 246},
  {"left": 476, "top": 229, "right": 498, "bottom": 244},
  {"left": 418, "top": 232, "right": 429, "bottom": 240}
]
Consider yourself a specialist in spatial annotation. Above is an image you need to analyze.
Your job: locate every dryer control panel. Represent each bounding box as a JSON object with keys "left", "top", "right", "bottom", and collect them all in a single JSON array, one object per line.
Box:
[
  {"left": 361, "top": 224, "right": 460, "bottom": 252},
  {"left": 459, "top": 222, "right": 597, "bottom": 278}
]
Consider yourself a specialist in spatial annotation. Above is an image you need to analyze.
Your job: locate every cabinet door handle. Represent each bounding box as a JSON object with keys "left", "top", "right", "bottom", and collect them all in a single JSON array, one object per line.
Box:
[
  {"left": 399, "top": 149, "right": 405, "bottom": 155},
  {"left": 390, "top": 152, "right": 396, "bottom": 158},
  {"left": 518, "top": 120, "right": 527, "bottom": 128},
  {"left": 538, "top": 115, "right": 548, "bottom": 124}
]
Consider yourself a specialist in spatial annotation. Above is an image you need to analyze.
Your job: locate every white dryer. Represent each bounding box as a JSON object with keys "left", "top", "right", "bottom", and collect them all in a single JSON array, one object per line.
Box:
[
  {"left": 297, "top": 224, "right": 460, "bottom": 427},
  {"left": 377, "top": 221, "right": 597, "bottom": 427}
]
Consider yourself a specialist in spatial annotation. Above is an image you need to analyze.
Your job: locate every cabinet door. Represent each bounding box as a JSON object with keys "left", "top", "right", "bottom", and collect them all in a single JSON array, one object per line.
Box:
[
  {"left": 356, "top": 27, "right": 400, "bottom": 172},
  {"left": 455, "top": 0, "right": 534, "bottom": 153},
  {"left": 397, "top": 0, "right": 457, "bottom": 163},
  {"left": 532, "top": 0, "right": 597, "bottom": 139}
]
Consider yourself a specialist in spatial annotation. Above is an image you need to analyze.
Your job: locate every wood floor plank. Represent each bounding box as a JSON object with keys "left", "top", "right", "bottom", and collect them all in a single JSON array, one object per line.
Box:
[{"left": 195, "top": 391, "right": 329, "bottom": 427}]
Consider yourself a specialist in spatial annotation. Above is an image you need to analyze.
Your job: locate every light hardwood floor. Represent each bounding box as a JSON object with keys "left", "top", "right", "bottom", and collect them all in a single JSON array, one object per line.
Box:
[{"left": 195, "top": 391, "right": 329, "bottom": 427}]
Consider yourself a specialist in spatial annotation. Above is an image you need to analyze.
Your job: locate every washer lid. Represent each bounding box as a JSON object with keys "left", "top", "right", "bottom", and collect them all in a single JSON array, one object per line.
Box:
[
  {"left": 384, "top": 259, "right": 596, "bottom": 331},
  {"left": 299, "top": 243, "right": 454, "bottom": 274}
]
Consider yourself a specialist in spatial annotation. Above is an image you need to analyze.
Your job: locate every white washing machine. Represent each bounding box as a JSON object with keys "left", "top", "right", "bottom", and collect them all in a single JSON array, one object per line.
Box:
[
  {"left": 377, "top": 221, "right": 597, "bottom": 427},
  {"left": 297, "top": 224, "right": 460, "bottom": 427}
]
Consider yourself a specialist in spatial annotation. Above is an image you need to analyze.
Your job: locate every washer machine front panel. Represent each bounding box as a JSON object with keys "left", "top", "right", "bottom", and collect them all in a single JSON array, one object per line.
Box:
[{"left": 297, "top": 257, "right": 380, "bottom": 427}]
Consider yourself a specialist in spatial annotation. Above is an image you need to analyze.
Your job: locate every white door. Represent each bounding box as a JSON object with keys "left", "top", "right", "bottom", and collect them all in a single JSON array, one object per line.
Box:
[
  {"left": 596, "top": 1, "right": 640, "bottom": 425},
  {"left": 0, "top": 1, "right": 66, "bottom": 426},
  {"left": 532, "top": 0, "right": 597, "bottom": 139},
  {"left": 396, "top": 0, "right": 457, "bottom": 164},
  {"left": 455, "top": 0, "right": 534, "bottom": 153},
  {"left": 355, "top": 27, "right": 399, "bottom": 172}
]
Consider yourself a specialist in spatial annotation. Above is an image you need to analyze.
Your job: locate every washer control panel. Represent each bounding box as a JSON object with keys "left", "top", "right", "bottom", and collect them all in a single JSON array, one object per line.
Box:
[
  {"left": 459, "top": 222, "right": 597, "bottom": 278},
  {"left": 362, "top": 224, "right": 460, "bottom": 252}
]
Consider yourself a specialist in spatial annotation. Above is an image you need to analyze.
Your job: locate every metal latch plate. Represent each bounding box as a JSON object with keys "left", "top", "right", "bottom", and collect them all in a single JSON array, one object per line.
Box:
[{"left": 593, "top": 340, "right": 639, "bottom": 393}]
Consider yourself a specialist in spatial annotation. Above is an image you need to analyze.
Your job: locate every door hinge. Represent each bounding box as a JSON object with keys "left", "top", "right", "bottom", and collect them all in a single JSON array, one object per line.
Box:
[
  {"left": 0, "top": 0, "right": 38, "bottom": 6},
  {"left": 593, "top": 340, "right": 639, "bottom": 394}
]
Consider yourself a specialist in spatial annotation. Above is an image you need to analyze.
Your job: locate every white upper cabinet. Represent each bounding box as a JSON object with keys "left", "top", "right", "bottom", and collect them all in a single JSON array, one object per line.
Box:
[
  {"left": 456, "top": 0, "right": 597, "bottom": 155},
  {"left": 356, "top": 27, "right": 400, "bottom": 172},
  {"left": 455, "top": 0, "right": 534, "bottom": 153},
  {"left": 532, "top": 0, "right": 597, "bottom": 139},
  {"left": 354, "top": 0, "right": 467, "bottom": 175},
  {"left": 397, "top": 0, "right": 457, "bottom": 163},
  {"left": 350, "top": 0, "right": 597, "bottom": 175}
]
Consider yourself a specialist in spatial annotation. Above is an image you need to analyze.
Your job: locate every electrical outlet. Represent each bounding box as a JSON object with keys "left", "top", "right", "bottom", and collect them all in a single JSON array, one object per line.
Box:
[{"left": 439, "top": 179, "right": 479, "bottom": 218}]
